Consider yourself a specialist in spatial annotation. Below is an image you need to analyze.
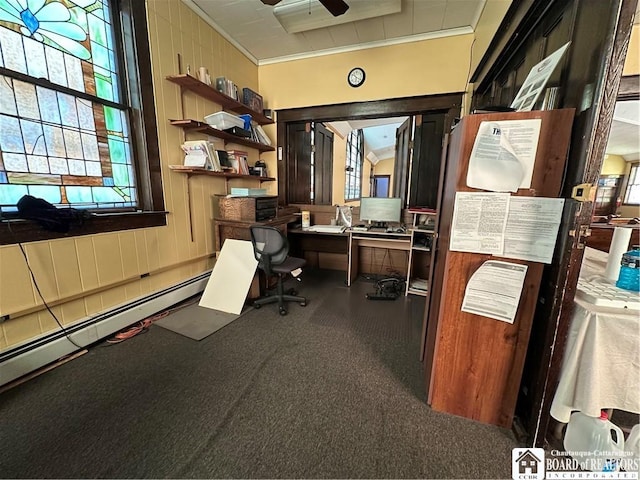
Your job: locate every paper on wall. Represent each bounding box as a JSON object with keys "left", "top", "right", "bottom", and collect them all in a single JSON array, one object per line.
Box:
[
  {"left": 450, "top": 192, "right": 510, "bottom": 255},
  {"left": 502, "top": 197, "right": 565, "bottom": 264},
  {"left": 461, "top": 260, "right": 528, "bottom": 324},
  {"left": 466, "top": 119, "right": 541, "bottom": 192}
]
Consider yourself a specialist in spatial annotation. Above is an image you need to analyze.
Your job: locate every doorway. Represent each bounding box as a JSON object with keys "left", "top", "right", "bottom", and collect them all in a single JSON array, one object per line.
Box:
[
  {"left": 275, "top": 93, "right": 463, "bottom": 208},
  {"left": 372, "top": 175, "right": 391, "bottom": 197}
]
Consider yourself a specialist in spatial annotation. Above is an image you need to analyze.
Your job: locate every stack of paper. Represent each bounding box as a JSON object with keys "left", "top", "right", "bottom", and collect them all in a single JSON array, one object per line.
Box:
[
  {"left": 181, "top": 141, "right": 221, "bottom": 171},
  {"left": 410, "top": 278, "right": 429, "bottom": 291},
  {"left": 307, "top": 225, "right": 346, "bottom": 233}
]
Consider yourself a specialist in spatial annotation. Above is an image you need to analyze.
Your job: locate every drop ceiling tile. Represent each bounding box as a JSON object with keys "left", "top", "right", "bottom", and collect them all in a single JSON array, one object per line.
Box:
[
  {"left": 354, "top": 17, "right": 386, "bottom": 44},
  {"left": 302, "top": 28, "right": 338, "bottom": 51},
  {"left": 382, "top": 1, "right": 416, "bottom": 38},
  {"left": 442, "top": 0, "right": 482, "bottom": 29},
  {"left": 412, "top": 0, "right": 447, "bottom": 33},
  {"left": 327, "top": 23, "right": 360, "bottom": 46}
]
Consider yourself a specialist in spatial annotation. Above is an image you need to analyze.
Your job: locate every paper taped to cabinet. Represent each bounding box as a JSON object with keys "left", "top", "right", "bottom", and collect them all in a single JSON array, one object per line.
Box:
[{"left": 461, "top": 260, "right": 528, "bottom": 324}]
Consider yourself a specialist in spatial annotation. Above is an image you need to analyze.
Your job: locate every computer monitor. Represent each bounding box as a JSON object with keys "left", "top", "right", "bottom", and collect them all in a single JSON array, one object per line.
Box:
[{"left": 359, "top": 197, "right": 402, "bottom": 228}]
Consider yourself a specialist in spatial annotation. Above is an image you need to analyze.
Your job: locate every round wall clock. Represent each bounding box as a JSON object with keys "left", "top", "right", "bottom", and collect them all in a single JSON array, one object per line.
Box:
[{"left": 347, "top": 67, "right": 365, "bottom": 88}]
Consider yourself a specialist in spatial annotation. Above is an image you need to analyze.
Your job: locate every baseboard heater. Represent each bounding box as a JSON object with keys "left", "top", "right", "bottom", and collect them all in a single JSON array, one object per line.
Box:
[{"left": 0, "top": 270, "right": 211, "bottom": 387}]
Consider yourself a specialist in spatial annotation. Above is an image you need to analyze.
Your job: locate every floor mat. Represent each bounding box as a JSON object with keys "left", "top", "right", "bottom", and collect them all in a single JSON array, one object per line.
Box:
[{"left": 155, "top": 303, "right": 247, "bottom": 340}]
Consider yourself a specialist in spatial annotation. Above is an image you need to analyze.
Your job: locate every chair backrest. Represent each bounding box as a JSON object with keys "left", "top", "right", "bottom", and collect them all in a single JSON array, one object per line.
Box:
[{"left": 249, "top": 226, "right": 289, "bottom": 273}]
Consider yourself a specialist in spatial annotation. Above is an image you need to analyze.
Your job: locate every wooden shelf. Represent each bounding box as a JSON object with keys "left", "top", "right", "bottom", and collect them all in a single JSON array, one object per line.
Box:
[
  {"left": 168, "top": 165, "right": 276, "bottom": 182},
  {"left": 169, "top": 119, "right": 275, "bottom": 152},
  {"left": 166, "top": 74, "right": 273, "bottom": 125}
]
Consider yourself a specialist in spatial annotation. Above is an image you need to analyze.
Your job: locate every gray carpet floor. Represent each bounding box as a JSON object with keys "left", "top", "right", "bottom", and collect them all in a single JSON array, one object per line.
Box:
[{"left": 0, "top": 270, "right": 519, "bottom": 479}]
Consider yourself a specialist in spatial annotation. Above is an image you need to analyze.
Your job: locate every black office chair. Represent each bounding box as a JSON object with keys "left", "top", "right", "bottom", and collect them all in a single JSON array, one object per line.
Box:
[{"left": 250, "top": 225, "right": 307, "bottom": 316}]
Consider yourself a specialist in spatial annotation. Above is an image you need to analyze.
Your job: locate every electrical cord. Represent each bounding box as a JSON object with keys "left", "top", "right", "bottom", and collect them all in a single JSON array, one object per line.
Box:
[
  {"left": 6, "top": 220, "right": 83, "bottom": 350},
  {"left": 466, "top": 36, "right": 477, "bottom": 89},
  {"left": 4, "top": 216, "right": 199, "bottom": 349},
  {"left": 104, "top": 296, "right": 200, "bottom": 345}
]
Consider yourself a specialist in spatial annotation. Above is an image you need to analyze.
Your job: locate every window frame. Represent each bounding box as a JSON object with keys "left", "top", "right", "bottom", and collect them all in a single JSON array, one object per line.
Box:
[
  {"left": 344, "top": 129, "right": 363, "bottom": 201},
  {"left": 0, "top": 0, "right": 165, "bottom": 245},
  {"left": 622, "top": 162, "right": 640, "bottom": 206}
]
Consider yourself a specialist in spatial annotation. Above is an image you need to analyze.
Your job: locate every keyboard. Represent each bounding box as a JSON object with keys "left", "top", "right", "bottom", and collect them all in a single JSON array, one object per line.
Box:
[
  {"left": 307, "top": 225, "right": 346, "bottom": 234},
  {"left": 576, "top": 278, "right": 640, "bottom": 310}
]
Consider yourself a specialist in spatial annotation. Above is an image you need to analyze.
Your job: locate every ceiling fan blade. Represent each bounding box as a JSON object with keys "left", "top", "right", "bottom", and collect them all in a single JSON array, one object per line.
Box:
[
  {"left": 318, "top": 0, "right": 349, "bottom": 17},
  {"left": 260, "top": 0, "right": 282, "bottom": 5}
]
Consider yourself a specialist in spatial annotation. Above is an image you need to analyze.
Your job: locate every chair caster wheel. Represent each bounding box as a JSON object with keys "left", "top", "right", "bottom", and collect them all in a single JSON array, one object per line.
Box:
[
  {"left": 299, "top": 301, "right": 307, "bottom": 307},
  {"left": 279, "top": 308, "right": 287, "bottom": 316},
  {"left": 254, "top": 303, "right": 261, "bottom": 309}
]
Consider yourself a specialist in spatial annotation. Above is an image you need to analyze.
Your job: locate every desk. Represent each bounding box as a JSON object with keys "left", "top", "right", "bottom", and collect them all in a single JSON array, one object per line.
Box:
[
  {"left": 348, "top": 230, "right": 411, "bottom": 286},
  {"left": 215, "top": 215, "right": 296, "bottom": 248},
  {"left": 288, "top": 227, "right": 349, "bottom": 271},
  {"left": 550, "top": 248, "right": 640, "bottom": 423},
  {"left": 289, "top": 227, "right": 412, "bottom": 286}
]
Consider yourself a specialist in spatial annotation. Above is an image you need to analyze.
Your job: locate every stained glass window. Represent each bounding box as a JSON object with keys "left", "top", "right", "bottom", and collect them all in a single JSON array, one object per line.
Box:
[{"left": 0, "top": 0, "right": 136, "bottom": 211}]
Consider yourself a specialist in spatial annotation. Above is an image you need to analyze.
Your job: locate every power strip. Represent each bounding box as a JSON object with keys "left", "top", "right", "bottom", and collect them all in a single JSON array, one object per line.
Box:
[{"left": 365, "top": 293, "right": 397, "bottom": 301}]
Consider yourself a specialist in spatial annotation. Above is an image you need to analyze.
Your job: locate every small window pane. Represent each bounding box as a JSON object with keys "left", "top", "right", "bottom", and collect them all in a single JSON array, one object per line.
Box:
[{"left": 624, "top": 165, "right": 640, "bottom": 204}]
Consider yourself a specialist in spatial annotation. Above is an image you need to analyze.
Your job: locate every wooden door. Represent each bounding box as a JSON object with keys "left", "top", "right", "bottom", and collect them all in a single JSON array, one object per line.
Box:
[
  {"left": 424, "top": 109, "right": 575, "bottom": 428},
  {"left": 287, "top": 122, "right": 312, "bottom": 204},
  {"left": 409, "top": 113, "right": 445, "bottom": 208},
  {"left": 314, "top": 122, "right": 334, "bottom": 205},
  {"left": 393, "top": 117, "right": 412, "bottom": 204}
]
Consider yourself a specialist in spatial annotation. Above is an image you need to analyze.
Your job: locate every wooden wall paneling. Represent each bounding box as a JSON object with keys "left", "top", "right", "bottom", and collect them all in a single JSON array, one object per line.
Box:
[
  {"left": 318, "top": 253, "right": 348, "bottom": 271},
  {"left": 426, "top": 109, "right": 574, "bottom": 427}
]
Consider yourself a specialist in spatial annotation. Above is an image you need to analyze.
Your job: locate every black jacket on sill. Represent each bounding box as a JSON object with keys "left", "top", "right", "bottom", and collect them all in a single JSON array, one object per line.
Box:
[{"left": 16, "top": 195, "right": 92, "bottom": 233}]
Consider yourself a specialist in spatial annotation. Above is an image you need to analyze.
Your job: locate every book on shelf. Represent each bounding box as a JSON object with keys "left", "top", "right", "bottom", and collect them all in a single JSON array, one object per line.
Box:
[
  {"left": 254, "top": 123, "right": 272, "bottom": 145},
  {"left": 226, "top": 149, "right": 249, "bottom": 175},
  {"left": 214, "top": 76, "right": 239, "bottom": 101}
]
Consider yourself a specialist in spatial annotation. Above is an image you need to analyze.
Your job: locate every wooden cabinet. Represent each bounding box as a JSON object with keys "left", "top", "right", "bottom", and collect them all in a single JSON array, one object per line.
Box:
[
  {"left": 214, "top": 196, "right": 294, "bottom": 251},
  {"left": 218, "top": 196, "right": 278, "bottom": 222},
  {"left": 423, "top": 109, "right": 574, "bottom": 428}
]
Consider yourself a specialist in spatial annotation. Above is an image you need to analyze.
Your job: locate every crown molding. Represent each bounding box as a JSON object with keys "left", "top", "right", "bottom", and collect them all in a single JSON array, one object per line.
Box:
[{"left": 258, "top": 26, "right": 474, "bottom": 66}]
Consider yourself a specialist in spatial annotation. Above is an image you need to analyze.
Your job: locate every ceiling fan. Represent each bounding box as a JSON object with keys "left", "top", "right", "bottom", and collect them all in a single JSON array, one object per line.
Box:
[{"left": 260, "top": 0, "right": 349, "bottom": 17}]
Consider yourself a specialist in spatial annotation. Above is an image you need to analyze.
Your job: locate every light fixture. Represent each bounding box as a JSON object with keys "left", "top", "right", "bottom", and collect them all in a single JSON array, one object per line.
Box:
[
  {"left": 366, "top": 151, "right": 379, "bottom": 165},
  {"left": 273, "top": 0, "right": 401, "bottom": 34}
]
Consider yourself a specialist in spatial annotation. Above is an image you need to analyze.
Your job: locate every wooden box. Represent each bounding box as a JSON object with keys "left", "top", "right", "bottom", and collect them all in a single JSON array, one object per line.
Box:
[{"left": 218, "top": 196, "right": 278, "bottom": 222}]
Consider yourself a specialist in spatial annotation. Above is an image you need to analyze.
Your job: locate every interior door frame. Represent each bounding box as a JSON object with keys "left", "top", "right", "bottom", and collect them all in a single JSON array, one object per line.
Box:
[
  {"left": 275, "top": 93, "right": 463, "bottom": 206},
  {"left": 522, "top": 0, "right": 639, "bottom": 447}
]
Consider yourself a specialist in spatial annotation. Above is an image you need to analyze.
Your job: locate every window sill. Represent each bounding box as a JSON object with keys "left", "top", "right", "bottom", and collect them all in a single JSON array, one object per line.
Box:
[{"left": 0, "top": 211, "right": 168, "bottom": 245}]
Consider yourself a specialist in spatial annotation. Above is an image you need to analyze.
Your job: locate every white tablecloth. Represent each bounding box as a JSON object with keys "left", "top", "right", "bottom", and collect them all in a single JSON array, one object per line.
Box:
[{"left": 550, "top": 248, "right": 640, "bottom": 423}]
